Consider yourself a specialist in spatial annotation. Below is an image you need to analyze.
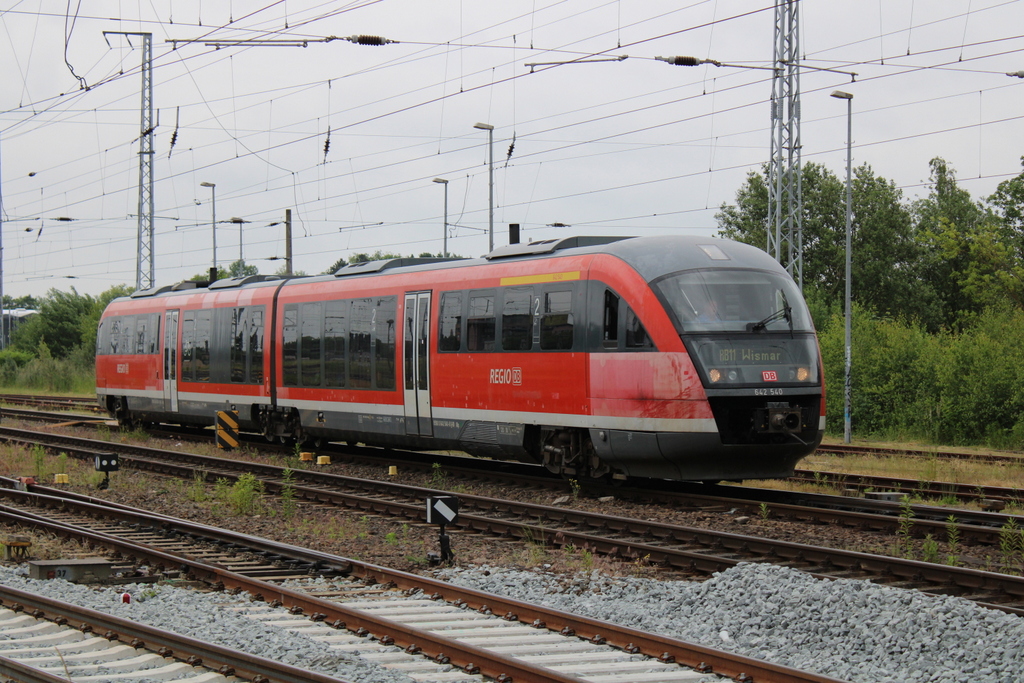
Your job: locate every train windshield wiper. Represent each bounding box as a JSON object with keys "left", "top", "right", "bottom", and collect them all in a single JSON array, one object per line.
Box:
[{"left": 748, "top": 306, "right": 791, "bottom": 332}]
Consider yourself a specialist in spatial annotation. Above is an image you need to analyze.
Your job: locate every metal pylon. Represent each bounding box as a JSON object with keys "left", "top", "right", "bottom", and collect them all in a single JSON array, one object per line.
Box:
[
  {"left": 106, "top": 31, "right": 155, "bottom": 291},
  {"left": 767, "top": 0, "right": 802, "bottom": 287}
]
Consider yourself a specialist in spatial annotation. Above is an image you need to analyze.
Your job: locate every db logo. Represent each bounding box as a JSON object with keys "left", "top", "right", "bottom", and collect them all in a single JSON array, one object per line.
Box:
[
  {"left": 511, "top": 367, "right": 522, "bottom": 385},
  {"left": 762, "top": 370, "right": 778, "bottom": 382}
]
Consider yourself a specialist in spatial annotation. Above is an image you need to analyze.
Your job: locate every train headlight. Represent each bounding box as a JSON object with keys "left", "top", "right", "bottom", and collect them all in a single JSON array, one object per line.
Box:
[
  {"left": 796, "top": 366, "right": 810, "bottom": 381},
  {"left": 709, "top": 368, "right": 721, "bottom": 383},
  {"left": 727, "top": 370, "right": 738, "bottom": 381}
]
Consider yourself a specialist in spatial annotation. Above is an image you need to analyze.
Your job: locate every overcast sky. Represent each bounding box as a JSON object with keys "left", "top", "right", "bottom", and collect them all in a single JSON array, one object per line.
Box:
[{"left": 0, "top": 0, "right": 1022, "bottom": 300}]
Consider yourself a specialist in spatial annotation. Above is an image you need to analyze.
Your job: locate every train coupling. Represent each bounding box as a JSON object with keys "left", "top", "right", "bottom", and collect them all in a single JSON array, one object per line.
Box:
[{"left": 764, "top": 404, "right": 802, "bottom": 434}]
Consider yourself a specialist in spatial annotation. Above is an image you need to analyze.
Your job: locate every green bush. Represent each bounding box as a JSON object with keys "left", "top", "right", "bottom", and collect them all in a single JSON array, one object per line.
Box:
[{"left": 821, "top": 304, "right": 1024, "bottom": 450}]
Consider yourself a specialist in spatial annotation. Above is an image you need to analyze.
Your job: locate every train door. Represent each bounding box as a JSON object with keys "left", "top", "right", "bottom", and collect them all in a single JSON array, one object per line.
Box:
[
  {"left": 163, "top": 309, "right": 179, "bottom": 412},
  {"left": 403, "top": 292, "right": 432, "bottom": 435}
]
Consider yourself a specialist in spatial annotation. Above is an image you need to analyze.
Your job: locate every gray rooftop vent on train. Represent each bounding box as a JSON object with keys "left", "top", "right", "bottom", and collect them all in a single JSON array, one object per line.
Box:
[
  {"left": 131, "top": 280, "right": 207, "bottom": 297},
  {"left": 483, "top": 235, "right": 633, "bottom": 260},
  {"left": 130, "top": 284, "right": 176, "bottom": 298},
  {"left": 208, "top": 274, "right": 283, "bottom": 290},
  {"left": 334, "top": 257, "right": 462, "bottom": 277}
]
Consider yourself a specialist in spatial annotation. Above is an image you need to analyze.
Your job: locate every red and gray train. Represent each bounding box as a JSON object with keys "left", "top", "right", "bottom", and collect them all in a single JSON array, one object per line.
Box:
[{"left": 95, "top": 235, "right": 825, "bottom": 482}]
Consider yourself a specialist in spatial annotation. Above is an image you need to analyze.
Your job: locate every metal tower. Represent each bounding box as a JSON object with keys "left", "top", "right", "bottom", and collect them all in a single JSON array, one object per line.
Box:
[
  {"left": 767, "top": 0, "right": 802, "bottom": 286},
  {"left": 106, "top": 31, "right": 155, "bottom": 291}
]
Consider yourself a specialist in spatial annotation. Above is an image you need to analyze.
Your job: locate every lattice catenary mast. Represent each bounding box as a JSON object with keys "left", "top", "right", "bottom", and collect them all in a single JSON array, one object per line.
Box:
[
  {"left": 767, "top": 0, "right": 802, "bottom": 286},
  {"left": 106, "top": 31, "right": 155, "bottom": 291}
]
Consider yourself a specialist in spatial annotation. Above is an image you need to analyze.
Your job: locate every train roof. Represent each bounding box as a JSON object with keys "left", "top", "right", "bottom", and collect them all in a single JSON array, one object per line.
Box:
[{"left": 119, "top": 234, "right": 786, "bottom": 303}]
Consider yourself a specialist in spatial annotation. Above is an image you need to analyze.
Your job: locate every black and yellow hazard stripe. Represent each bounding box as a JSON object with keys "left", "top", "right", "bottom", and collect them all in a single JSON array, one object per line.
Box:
[{"left": 216, "top": 410, "right": 239, "bottom": 450}]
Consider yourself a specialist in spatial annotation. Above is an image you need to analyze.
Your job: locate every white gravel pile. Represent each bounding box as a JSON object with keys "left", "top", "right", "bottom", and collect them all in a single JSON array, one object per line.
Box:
[
  {"left": 436, "top": 562, "right": 1024, "bottom": 683},
  {"left": 0, "top": 566, "right": 415, "bottom": 683}
]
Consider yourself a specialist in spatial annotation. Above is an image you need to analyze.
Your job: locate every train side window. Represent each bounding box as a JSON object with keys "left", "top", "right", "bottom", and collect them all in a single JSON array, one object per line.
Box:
[
  {"left": 282, "top": 304, "right": 299, "bottom": 386},
  {"left": 249, "top": 307, "right": 265, "bottom": 384},
  {"left": 540, "top": 289, "right": 574, "bottom": 350},
  {"left": 625, "top": 308, "right": 653, "bottom": 349},
  {"left": 136, "top": 318, "right": 148, "bottom": 354},
  {"left": 502, "top": 287, "right": 533, "bottom": 351},
  {"left": 467, "top": 293, "right": 495, "bottom": 352},
  {"left": 230, "top": 308, "right": 246, "bottom": 383},
  {"left": 324, "top": 300, "right": 346, "bottom": 387},
  {"left": 349, "top": 298, "right": 372, "bottom": 388},
  {"left": 195, "top": 310, "right": 212, "bottom": 381},
  {"left": 148, "top": 313, "right": 161, "bottom": 354},
  {"left": 300, "top": 302, "right": 323, "bottom": 387},
  {"left": 96, "top": 320, "right": 107, "bottom": 355},
  {"left": 108, "top": 318, "right": 121, "bottom": 354},
  {"left": 181, "top": 312, "right": 195, "bottom": 381},
  {"left": 438, "top": 292, "right": 463, "bottom": 352},
  {"left": 374, "top": 297, "right": 397, "bottom": 390},
  {"left": 603, "top": 290, "right": 619, "bottom": 350},
  {"left": 121, "top": 317, "right": 137, "bottom": 355}
]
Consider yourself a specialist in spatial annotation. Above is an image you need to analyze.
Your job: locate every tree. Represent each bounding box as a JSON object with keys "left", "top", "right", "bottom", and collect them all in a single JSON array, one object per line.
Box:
[
  {"left": 716, "top": 161, "right": 927, "bottom": 323},
  {"left": 989, "top": 156, "right": 1024, "bottom": 260},
  {"left": 848, "top": 165, "right": 936, "bottom": 324},
  {"left": 227, "top": 259, "right": 259, "bottom": 278},
  {"left": 10, "top": 287, "right": 95, "bottom": 359},
  {"left": 2, "top": 294, "right": 38, "bottom": 310},
  {"left": 912, "top": 157, "right": 993, "bottom": 328}
]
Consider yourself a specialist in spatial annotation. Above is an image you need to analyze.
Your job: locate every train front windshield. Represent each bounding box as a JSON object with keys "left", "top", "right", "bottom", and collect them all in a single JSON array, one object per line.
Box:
[
  {"left": 655, "top": 269, "right": 812, "bottom": 333},
  {"left": 654, "top": 268, "right": 819, "bottom": 387}
]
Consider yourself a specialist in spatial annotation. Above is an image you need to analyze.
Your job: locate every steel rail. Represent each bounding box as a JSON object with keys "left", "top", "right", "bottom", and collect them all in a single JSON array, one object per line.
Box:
[
  {"left": 0, "top": 653, "right": 78, "bottom": 683},
  {"left": 0, "top": 487, "right": 846, "bottom": 683}
]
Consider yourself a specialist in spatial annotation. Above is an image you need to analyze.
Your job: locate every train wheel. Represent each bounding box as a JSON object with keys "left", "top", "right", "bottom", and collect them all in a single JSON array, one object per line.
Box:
[{"left": 112, "top": 397, "right": 135, "bottom": 429}]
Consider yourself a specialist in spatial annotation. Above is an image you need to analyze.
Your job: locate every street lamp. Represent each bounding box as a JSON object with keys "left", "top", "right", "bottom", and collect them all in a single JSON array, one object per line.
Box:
[
  {"left": 199, "top": 182, "right": 216, "bottom": 280},
  {"left": 473, "top": 122, "right": 494, "bottom": 252},
  {"left": 831, "top": 89, "right": 854, "bottom": 445},
  {"left": 433, "top": 178, "right": 449, "bottom": 257}
]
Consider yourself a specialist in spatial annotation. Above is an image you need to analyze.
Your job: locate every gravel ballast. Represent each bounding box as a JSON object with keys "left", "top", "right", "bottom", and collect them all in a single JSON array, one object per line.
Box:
[
  {"left": 0, "top": 566, "right": 415, "bottom": 683},
  {"left": 437, "top": 562, "right": 1023, "bottom": 683},
  {"left": 2, "top": 559, "right": 1021, "bottom": 683}
]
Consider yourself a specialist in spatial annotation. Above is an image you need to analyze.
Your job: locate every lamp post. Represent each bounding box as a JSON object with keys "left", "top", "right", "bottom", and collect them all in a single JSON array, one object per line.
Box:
[
  {"left": 473, "top": 122, "right": 494, "bottom": 252},
  {"left": 433, "top": 178, "right": 449, "bottom": 257},
  {"left": 831, "top": 90, "right": 853, "bottom": 444},
  {"left": 200, "top": 182, "right": 216, "bottom": 280}
]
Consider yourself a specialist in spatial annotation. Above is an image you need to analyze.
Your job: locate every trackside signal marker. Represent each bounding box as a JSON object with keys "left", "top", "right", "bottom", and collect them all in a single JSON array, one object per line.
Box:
[{"left": 216, "top": 410, "right": 240, "bottom": 450}]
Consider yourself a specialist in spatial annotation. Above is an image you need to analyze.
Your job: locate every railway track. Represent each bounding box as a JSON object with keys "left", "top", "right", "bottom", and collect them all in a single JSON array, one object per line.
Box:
[
  {"left": 3, "top": 423, "right": 1024, "bottom": 618},
  {"left": 2, "top": 410, "right": 1020, "bottom": 550},
  {"left": 814, "top": 441, "right": 1024, "bottom": 465},
  {"left": 0, "top": 394, "right": 102, "bottom": 414},
  {"left": 5, "top": 403, "right": 1023, "bottom": 511},
  {"left": 0, "top": 485, "right": 843, "bottom": 683},
  {"left": 0, "top": 578, "right": 352, "bottom": 683},
  {"left": 788, "top": 468, "right": 1024, "bottom": 507}
]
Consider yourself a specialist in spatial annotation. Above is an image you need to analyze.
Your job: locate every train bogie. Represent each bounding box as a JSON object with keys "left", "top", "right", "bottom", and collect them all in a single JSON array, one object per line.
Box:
[{"left": 96, "top": 235, "right": 825, "bottom": 482}]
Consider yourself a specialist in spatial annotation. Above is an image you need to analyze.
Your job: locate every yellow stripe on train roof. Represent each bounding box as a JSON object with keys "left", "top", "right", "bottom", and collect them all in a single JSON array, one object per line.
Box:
[{"left": 499, "top": 271, "right": 581, "bottom": 286}]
